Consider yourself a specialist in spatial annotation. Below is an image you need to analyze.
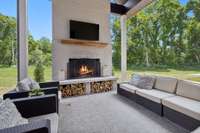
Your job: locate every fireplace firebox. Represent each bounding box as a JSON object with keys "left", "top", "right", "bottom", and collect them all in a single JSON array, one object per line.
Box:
[{"left": 67, "top": 58, "right": 101, "bottom": 79}]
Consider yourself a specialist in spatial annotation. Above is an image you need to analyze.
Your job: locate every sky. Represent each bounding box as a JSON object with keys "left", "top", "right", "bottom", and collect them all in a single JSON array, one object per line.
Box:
[
  {"left": 0, "top": 0, "right": 52, "bottom": 40},
  {"left": 0, "top": 0, "right": 188, "bottom": 40}
]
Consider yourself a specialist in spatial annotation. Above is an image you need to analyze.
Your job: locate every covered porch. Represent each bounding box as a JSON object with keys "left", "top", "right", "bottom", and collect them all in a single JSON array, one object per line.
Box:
[{"left": 1, "top": 0, "right": 200, "bottom": 133}]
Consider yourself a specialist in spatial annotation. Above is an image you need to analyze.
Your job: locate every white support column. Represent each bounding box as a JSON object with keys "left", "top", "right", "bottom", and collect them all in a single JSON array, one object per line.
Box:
[
  {"left": 120, "top": 15, "right": 127, "bottom": 81},
  {"left": 17, "top": 0, "right": 28, "bottom": 81}
]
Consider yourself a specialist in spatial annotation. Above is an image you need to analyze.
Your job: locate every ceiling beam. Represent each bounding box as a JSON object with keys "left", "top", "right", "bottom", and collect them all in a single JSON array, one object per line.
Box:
[
  {"left": 110, "top": 3, "right": 129, "bottom": 15},
  {"left": 126, "top": 0, "right": 153, "bottom": 18}
]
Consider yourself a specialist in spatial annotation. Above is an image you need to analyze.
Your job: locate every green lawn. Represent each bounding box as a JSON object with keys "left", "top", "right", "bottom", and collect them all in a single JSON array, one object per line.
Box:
[
  {"left": 0, "top": 66, "right": 200, "bottom": 95},
  {"left": 0, "top": 66, "right": 52, "bottom": 95}
]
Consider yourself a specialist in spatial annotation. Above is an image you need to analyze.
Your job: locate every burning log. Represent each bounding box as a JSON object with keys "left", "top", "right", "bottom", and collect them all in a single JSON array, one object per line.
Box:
[{"left": 79, "top": 65, "right": 93, "bottom": 75}]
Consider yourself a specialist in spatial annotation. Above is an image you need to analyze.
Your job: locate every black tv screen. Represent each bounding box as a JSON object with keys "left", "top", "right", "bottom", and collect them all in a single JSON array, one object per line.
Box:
[{"left": 70, "top": 20, "right": 99, "bottom": 41}]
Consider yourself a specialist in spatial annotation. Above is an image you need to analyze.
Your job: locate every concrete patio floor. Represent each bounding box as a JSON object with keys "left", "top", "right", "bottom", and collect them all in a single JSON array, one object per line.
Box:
[{"left": 58, "top": 92, "right": 189, "bottom": 133}]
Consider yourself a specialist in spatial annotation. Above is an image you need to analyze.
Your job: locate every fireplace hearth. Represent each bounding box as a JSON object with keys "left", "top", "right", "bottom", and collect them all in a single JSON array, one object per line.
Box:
[{"left": 67, "top": 58, "right": 101, "bottom": 79}]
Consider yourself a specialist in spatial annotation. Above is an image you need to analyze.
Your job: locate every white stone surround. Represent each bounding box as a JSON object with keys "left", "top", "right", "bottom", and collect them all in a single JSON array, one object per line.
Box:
[
  {"left": 52, "top": 0, "right": 112, "bottom": 80},
  {"left": 60, "top": 76, "right": 117, "bottom": 85}
]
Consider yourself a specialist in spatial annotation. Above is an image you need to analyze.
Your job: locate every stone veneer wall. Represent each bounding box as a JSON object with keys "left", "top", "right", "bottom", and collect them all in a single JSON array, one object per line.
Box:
[{"left": 52, "top": 0, "right": 112, "bottom": 80}]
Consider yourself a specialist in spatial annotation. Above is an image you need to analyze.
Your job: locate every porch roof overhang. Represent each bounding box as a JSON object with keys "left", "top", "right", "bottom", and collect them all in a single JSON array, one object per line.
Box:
[{"left": 111, "top": 0, "right": 153, "bottom": 18}]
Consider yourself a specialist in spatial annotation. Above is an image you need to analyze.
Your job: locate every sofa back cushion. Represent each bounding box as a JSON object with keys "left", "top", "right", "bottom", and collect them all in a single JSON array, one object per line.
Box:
[
  {"left": 176, "top": 80, "right": 200, "bottom": 101},
  {"left": 154, "top": 76, "right": 178, "bottom": 93},
  {"left": 130, "top": 74, "right": 155, "bottom": 89}
]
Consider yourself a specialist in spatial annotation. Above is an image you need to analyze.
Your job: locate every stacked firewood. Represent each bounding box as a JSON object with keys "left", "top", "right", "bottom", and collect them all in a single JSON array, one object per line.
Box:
[
  {"left": 91, "top": 81, "right": 113, "bottom": 93},
  {"left": 60, "top": 83, "right": 86, "bottom": 97}
]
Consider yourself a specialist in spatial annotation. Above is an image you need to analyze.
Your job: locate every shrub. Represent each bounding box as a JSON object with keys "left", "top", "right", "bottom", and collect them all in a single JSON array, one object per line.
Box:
[{"left": 34, "top": 60, "right": 45, "bottom": 82}]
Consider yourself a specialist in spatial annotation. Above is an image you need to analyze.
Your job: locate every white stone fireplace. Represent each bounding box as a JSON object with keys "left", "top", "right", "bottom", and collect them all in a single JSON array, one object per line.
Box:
[{"left": 52, "top": 0, "right": 112, "bottom": 80}]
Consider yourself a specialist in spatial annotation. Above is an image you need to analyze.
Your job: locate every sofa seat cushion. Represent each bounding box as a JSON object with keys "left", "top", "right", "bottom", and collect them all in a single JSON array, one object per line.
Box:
[
  {"left": 162, "top": 96, "right": 200, "bottom": 121},
  {"left": 155, "top": 76, "right": 178, "bottom": 93},
  {"left": 176, "top": 80, "right": 200, "bottom": 101},
  {"left": 29, "top": 113, "right": 58, "bottom": 133},
  {"left": 136, "top": 89, "right": 175, "bottom": 103},
  {"left": 120, "top": 83, "right": 140, "bottom": 93}
]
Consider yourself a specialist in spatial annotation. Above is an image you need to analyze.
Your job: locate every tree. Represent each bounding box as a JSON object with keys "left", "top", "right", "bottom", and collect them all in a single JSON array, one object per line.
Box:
[
  {"left": 186, "top": 0, "right": 200, "bottom": 21},
  {"left": 186, "top": 20, "right": 200, "bottom": 64},
  {"left": 185, "top": 0, "right": 200, "bottom": 64},
  {"left": 0, "top": 13, "right": 17, "bottom": 66},
  {"left": 0, "top": 13, "right": 53, "bottom": 68},
  {"left": 112, "top": 16, "right": 121, "bottom": 68},
  {"left": 28, "top": 36, "right": 52, "bottom": 66},
  {"left": 112, "top": 0, "right": 200, "bottom": 68},
  {"left": 38, "top": 37, "right": 51, "bottom": 53},
  {"left": 37, "top": 37, "right": 52, "bottom": 66},
  {"left": 33, "top": 48, "right": 45, "bottom": 82}
]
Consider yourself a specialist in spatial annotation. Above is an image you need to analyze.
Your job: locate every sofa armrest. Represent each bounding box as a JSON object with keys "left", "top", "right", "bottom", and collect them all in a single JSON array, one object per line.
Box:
[
  {"left": 119, "top": 81, "right": 129, "bottom": 84},
  {"left": 3, "top": 87, "right": 58, "bottom": 100},
  {"left": 12, "top": 94, "right": 58, "bottom": 118},
  {"left": 3, "top": 91, "right": 29, "bottom": 100},
  {"left": 3, "top": 81, "right": 59, "bottom": 100},
  {"left": 0, "top": 119, "right": 50, "bottom": 133},
  {"left": 42, "top": 87, "right": 59, "bottom": 96},
  {"left": 39, "top": 81, "right": 59, "bottom": 88},
  {"left": 117, "top": 82, "right": 129, "bottom": 88}
]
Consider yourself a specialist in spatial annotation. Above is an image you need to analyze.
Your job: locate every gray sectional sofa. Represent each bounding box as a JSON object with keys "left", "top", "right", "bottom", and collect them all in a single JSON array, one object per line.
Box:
[{"left": 117, "top": 76, "right": 200, "bottom": 131}]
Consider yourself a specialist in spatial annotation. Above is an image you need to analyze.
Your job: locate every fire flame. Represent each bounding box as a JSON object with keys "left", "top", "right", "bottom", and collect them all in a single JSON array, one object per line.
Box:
[
  {"left": 80, "top": 65, "right": 88, "bottom": 73},
  {"left": 80, "top": 65, "right": 93, "bottom": 75}
]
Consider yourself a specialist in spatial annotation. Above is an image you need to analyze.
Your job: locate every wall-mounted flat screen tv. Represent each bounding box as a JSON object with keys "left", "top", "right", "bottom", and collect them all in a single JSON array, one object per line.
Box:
[{"left": 70, "top": 20, "right": 99, "bottom": 41}]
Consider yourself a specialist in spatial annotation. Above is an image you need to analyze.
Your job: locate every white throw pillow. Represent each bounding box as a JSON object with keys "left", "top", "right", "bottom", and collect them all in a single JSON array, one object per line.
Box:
[
  {"left": 129, "top": 74, "right": 155, "bottom": 89},
  {"left": 30, "top": 79, "right": 40, "bottom": 89},
  {"left": 129, "top": 74, "right": 141, "bottom": 86},
  {"left": 16, "top": 78, "right": 40, "bottom": 92},
  {"left": 137, "top": 75, "right": 156, "bottom": 89},
  {"left": 16, "top": 78, "right": 32, "bottom": 91},
  {"left": 0, "top": 99, "right": 28, "bottom": 129}
]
